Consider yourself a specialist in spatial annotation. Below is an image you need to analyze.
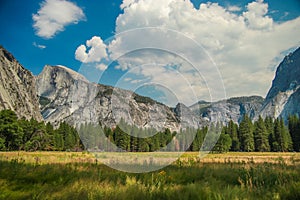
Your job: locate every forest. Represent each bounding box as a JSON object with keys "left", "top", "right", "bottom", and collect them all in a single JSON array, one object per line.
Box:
[{"left": 0, "top": 109, "right": 300, "bottom": 153}]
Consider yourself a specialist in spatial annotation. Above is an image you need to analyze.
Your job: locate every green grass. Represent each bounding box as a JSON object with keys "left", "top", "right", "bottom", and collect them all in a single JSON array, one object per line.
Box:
[{"left": 0, "top": 152, "right": 300, "bottom": 199}]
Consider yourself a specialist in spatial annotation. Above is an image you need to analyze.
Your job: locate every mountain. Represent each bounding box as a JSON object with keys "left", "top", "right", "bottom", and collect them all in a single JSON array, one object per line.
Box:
[
  {"left": 36, "top": 65, "right": 266, "bottom": 129},
  {"left": 1, "top": 44, "right": 298, "bottom": 130},
  {"left": 260, "top": 47, "right": 300, "bottom": 120},
  {"left": 190, "top": 96, "right": 264, "bottom": 124},
  {"left": 0, "top": 46, "right": 42, "bottom": 121},
  {"left": 36, "top": 65, "right": 201, "bottom": 131}
]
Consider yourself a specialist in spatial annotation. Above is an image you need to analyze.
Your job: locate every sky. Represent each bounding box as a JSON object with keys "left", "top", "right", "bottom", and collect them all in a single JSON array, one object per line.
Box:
[{"left": 0, "top": 0, "right": 300, "bottom": 106}]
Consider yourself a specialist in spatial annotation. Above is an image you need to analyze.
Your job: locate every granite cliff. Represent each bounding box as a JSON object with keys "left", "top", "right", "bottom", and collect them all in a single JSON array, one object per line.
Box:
[
  {"left": 0, "top": 46, "right": 42, "bottom": 120},
  {"left": 36, "top": 65, "right": 201, "bottom": 131},
  {"left": 259, "top": 47, "right": 300, "bottom": 120}
]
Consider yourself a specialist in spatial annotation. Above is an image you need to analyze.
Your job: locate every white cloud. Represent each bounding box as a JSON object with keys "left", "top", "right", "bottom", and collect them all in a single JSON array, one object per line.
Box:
[
  {"left": 96, "top": 64, "right": 108, "bottom": 71},
  {"left": 75, "top": 36, "right": 108, "bottom": 63},
  {"left": 227, "top": 5, "right": 241, "bottom": 12},
  {"left": 243, "top": 0, "right": 273, "bottom": 30},
  {"left": 33, "top": 42, "right": 46, "bottom": 49},
  {"left": 105, "top": 0, "right": 300, "bottom": 105},
  {"left": 75, "top": 0, "right": 300, "bottom": 105},
  {"left": 33, "top": 0, "right": 85, "bottom": 39},
  {"left": 120, "top": 0, "right": 138, "bottom": 9}
]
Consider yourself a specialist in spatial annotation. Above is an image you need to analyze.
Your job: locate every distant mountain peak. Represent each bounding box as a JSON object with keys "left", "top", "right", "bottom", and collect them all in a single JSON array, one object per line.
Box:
[{"left": 43, "top": 65, "right": 89, "bottom": 82}]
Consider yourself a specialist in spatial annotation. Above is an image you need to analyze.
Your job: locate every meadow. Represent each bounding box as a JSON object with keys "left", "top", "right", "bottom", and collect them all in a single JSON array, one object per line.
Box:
[{"left": 0, "top": 152, "right": 300, "bottom": 200}]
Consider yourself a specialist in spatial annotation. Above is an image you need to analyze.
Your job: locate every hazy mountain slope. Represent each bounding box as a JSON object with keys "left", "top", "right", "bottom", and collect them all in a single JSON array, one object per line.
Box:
[{"left": 190, "top": 96, "right": 264, "bottom": 124}]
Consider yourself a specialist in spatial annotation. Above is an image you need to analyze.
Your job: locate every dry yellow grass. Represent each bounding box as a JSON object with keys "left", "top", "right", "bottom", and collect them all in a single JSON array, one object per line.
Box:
[
  {"left": 182, "top": 152, "right": 300, "bottom": 165},
  {"left": 0, "top": 151, "right": 299, "bottom": 166}
]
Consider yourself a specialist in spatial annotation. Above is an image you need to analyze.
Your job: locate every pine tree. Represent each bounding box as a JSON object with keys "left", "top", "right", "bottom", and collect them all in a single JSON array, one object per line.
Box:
[
  {"left": 54, "top": 131, "right": 64, "bottom": 151},
  {"left": 213, "top": 128, "right": 232, "bottom": 153},
  {"left": 45, "top": 122, "right": 55, "bottom": 150},
  {"left": 273, "top": 118, "right": 293, "bottom": 152},
  {"left": 253, "top": 116, "right": 270, "bottom": 151},
  {"left": 114, "top": 125, "right": 130, "bottom": 151},
  {"left": 128, "top": 125, "right": 138, "bottom": 152},
  {"left": 226, "top": 120, "right": 239, "bottom": 151},
  {"left": 0, "top": 110, "right": 24, "bottom": 150},
  {"left": 137, "top": 138, "right": 150, "bottom": 152},
  {"left": 264, "top": 116, "right": 275, "bottom": 151},
  {"left": 239, "top": 114, "right": 254, "bottom": 152},
  {"left": 288, "top": 115, "right": 300, "bottom": 151},
  {"left": 191, "top": 129, "right": 204, "bottom": 151}
]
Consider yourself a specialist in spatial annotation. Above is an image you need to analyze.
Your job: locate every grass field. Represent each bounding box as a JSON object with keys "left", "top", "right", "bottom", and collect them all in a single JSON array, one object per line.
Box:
[{"left": 0, "top": 152, "right": 300, "bottom": 199}]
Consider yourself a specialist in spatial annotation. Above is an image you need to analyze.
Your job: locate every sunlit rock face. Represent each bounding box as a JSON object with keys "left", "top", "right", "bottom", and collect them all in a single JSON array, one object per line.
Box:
[
  {"left": 259, "top": 47, "right": 300, "bottom": 121},
  {"left": 0, "top": 46, "right": 42, "bottom": 121},
  {"left": 36, "top": 65, "right": 200, "bottom": 131}
]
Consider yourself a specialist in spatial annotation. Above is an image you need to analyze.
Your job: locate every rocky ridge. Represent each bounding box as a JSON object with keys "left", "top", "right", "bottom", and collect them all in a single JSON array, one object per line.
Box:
[
  {"left": 0, "top": 46, "right": 42, "bottom": 120},
  {"left": 259, "top": 47, "right": 300, "bottom": 120},
  {"left": 37, "top": 65, "right": 200, "bottom": 131},
  {"left": 37, "top": 65, "right": 265, "bottom": 129},
  {"left": 190, "top": 96, "right": 264, "bottom": 124},
  {"left": 3, "top": 44, "right": 298, "bottom": 128}
]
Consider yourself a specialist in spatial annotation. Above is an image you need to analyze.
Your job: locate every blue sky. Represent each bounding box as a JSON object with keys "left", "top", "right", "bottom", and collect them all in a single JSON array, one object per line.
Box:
[{"left": 0, "top": 0, "right": 300, "bottom": 106}]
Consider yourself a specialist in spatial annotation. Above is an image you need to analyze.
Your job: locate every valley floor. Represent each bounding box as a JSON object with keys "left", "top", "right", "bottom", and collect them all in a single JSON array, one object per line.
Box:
[{"left": 0, "top": 152, "right": 299, "bottom": 199}]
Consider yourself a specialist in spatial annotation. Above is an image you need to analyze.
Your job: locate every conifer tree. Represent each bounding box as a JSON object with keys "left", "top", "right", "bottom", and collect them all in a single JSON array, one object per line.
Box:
[
  {"left": 264, "top": 116, "right": 275, "bottom": 151},
  {"left": 253, "top": 116, "right": 270, "bottom": 152},
  {"left": 226, "top": 120, "right": 239, "bottom": 151},
  {"left": 239, "top": 114, "right": 254, "bottom": 152},
  {"left": 273, "top": 118, "right": 293, "bottom": 152},
  {"left": 288, "top": 115, "right": 300, "bottom": 151}
]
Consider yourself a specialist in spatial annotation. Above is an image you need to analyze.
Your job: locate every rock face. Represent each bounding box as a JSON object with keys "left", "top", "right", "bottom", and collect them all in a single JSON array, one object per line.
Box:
[
  {"left": 0, "top": 46, "right": 42, "bottom": 120},
  {"left": 37, "top": 65, "right": 201, "bottom": 131},
  {"left": 37, "top": 65, "right": 266, "bottom": 129},
  {"left": 190, "top": 96, "right": 264, "bottom": 124},
  {"left": 259, "top": 47, "right": 300, "bottom": 120}
]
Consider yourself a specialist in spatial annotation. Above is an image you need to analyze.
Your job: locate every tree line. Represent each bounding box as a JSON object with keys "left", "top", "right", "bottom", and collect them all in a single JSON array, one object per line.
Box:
[
  {"left": 0, "top": 110, "right": 81, "bottom": 151},
  {"left": 1, "top": 109, "right": 300, "bottom": 153},
  {"left": 79, "top": 115, "right": 300, "bottom": 153}
]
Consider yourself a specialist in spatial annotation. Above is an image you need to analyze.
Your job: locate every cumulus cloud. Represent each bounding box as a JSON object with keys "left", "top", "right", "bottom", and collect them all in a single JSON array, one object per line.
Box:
[
  {"left": 227, "top": 5, "right": 241, "bottom": 12},
  {"left": 33, "top": 0, "right": 85, "bottom": 39},
  {"left": 107, "top": 0, "right": 300, "bottom": 105},
  {"left": 75, "top": 36, "right": 108, "bottom": 63},
  {"left": 243, "top": 0, "right": 273, "bottom": 30},
  {"left": 75, "top": 0, "right": 300, "bottom": 105}
]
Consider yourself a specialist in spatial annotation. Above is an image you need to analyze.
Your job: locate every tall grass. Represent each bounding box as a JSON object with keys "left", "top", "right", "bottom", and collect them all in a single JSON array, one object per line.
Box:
[{"left": 0, "top": 152, "right": 299, "bottom": 199}]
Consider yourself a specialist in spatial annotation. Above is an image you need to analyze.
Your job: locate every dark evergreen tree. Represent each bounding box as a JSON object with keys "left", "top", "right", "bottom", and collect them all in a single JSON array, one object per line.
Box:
[
  {"left": 264, "top": 116, "right": 275, "bottom": 151},
  {"left": 288, "top": 115, "right": 300, "bottom": 151},
  {"left": 226, "top": 120, "right": 239, "bottom": 151},
  {"left": 239, "top": 114, "right": 254, "bottom": 152},
  {"left": 114, "top": 125, "right": 130, "bottom": 151},
  {"left": 253, "top": 116, "right": 270, "bottom": 152},
  {"left": 213, "top": 128, "right": 232, "bottom": 153},
  {"left": 0, "top": 110, "right": 23, "bottom": 150},
  {"left": 137, "top": 138, "right": 149, "bottom": 152},
  {"left": 273, "top": 118, "right": 293, "bottom": 152}
]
